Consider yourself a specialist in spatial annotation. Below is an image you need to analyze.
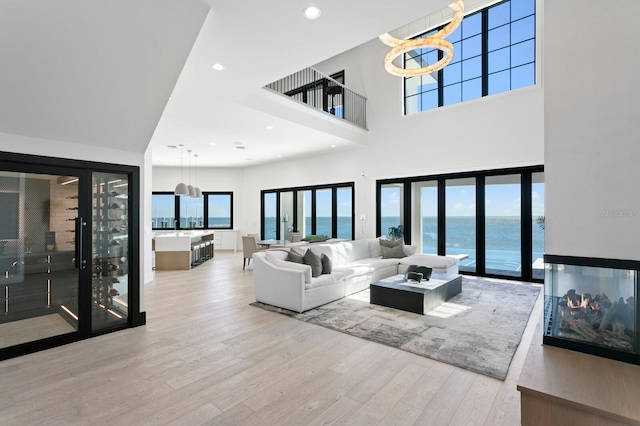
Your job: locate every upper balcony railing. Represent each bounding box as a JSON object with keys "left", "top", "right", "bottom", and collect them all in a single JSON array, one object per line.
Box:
[{"left": 264, "top": 67, "right": 367, "bottom": 130}]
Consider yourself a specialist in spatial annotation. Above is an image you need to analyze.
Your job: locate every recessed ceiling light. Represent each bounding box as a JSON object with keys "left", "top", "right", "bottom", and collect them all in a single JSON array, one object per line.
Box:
[
  {"left": 277, "top": 154, "right": 282, "bottom": 158},
  {"left": 331, "top": 144, "right": 337, "bottom": 148},
  {"left": 212, "top": 63, "right": 225, "bottom": 71},
  {"left": 303, "top": 6, "right": 321, "bottom": 19},
  {"left": 209, "top": 142, "right": 217, "bottom": 145},
  {"left": 266, "top": 125, "right": 274, "bottom": 130}
]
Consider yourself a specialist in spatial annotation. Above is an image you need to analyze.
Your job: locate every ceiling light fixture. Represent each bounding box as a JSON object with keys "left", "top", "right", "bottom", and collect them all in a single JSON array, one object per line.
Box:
[
  {"left": 186, "top": 150, "right": 196, "bottom": 197},
  {"left": 266, "top": 125, "right": 274, "bottom": 130},
  {"left": 194, "top": 154, "right": 203, "bottom": 198},
  {"left": 174, "top": 144, "right": 189, "bottom": 196},
  {"left": 212, "top": 63, "right": 225, "bottom": 71},
  {"left": 330, "top": 144, "right": 336, "bottom": 148},
  {"left": 303, "top": 6, "right": 321, "bottom": 19},
  {"left": 379, "top": 0, "right": 464, "bottom": 77}
]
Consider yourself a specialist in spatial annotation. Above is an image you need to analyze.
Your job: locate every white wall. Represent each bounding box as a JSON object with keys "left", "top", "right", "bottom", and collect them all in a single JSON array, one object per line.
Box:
[
  {"left": 237, "top": 29, "right": 545, "bottom": 241},
  {"left": 544, "top": 0, "right": 640, "bottom": 260}
]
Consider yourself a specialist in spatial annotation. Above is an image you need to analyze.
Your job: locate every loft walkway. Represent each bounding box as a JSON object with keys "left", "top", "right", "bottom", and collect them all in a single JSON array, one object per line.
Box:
[{"left": 264, "top": 67, "right": 367, "bottom": 130}]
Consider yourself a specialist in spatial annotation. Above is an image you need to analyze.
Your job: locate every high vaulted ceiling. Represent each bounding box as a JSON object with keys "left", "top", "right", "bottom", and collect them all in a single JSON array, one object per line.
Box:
[{"left": 0, "top": 0, "right": 473, "bottom": 167}]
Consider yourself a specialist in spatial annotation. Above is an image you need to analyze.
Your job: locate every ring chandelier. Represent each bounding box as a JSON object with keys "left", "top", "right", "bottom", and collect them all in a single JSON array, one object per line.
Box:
[{"left": 379, "top": 0, "right": 464, "bottom": 77}]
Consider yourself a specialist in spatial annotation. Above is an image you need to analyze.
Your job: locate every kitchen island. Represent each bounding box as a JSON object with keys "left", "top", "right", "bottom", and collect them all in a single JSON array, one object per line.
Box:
[{"left": 153, "top": 231, "right": 215, "bottom": 270}]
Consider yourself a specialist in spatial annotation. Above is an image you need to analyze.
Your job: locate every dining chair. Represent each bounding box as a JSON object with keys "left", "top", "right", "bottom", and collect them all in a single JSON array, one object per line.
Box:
[{"left": 242, "top": 235, "right": 265, "bottom": 270}]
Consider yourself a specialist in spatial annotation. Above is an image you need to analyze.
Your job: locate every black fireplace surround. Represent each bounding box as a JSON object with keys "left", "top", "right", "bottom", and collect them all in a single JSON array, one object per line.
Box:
[{"left": 544, "top": 254, "right": 639, "bottom": 365}]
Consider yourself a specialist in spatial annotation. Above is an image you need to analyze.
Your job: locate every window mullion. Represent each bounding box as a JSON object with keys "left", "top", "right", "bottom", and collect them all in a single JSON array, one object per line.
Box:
[{"left": 481, "top": 8, "right": 489, "bottom": 97}]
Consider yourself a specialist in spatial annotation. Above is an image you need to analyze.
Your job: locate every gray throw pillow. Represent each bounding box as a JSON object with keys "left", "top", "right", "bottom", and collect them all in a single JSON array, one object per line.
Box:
[
  {"left": 287, "top": 249, "right": 305, "bottom": 264},
  {"left": 380, "top": 239, "right": 406, "bottom": 259},
  {"left": 303, "top": 249, "right": 323, "bottom": 277},
  {"left": 320, "top": 253, "right": 332, "bottom": 274}
]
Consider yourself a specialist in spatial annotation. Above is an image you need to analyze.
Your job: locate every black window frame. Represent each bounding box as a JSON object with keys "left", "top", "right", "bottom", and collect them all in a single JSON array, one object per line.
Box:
[
  {"left": 376, "top": 165, "right": 543, "bottom": 283},
  {"left": 260, "top": 182, "right": 355, "bottom": 240},
  {"left": 404, "top": 0, "right": 536, "bottom": 114},
  {"left": 151, "top": 191, "right": 234, "bottom": 230}
]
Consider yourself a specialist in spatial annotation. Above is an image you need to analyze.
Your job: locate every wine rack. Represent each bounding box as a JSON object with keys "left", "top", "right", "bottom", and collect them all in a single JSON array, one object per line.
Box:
[{"left": 92, "top": 174, "right": 129, "bottom": 328}]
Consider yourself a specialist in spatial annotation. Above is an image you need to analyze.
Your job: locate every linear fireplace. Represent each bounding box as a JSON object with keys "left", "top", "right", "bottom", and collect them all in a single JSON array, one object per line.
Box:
[{"left": 544, "top": 255, "right": 639, "bottom": 365}]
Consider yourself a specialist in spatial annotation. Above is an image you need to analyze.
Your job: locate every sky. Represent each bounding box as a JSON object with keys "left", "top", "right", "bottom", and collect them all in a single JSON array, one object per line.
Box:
[{"left": 380, "top": 181, "right": 545, "bottom": 217}]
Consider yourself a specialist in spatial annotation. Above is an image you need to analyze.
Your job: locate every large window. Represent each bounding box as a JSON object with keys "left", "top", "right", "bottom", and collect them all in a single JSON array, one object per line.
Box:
[
  {"left": 404, "top": 0, "right": 535, "bottom": 114},
  {"left": 152, "top": 193, "right": 176, "bottom": 229},
  {"left": 336, "top": 187, "right": 353, "bottom": 239},
  {"left": 377, "top": 166, "right": 543, "bottom": 282},
  {"left": 180, "top": 195, "right": 204, "bottom": 229},
  {"left": 208, "top": 193, "right": 233, "bottom": 228},
  {"left": 485, "top": 174, "right": 521, "bottom": 277},
  {"left": 531, "top": 172, "right": 545, "bottom": 279},
  {"left": 261, "top": 182, "right": 354, "bottom": 240},
  {"left": 379, "top": 183, "right": 404, "bottom": 239},
  {"left": 151, "top": 192, "right": 233, "bottom": 230},
  {"left": 263, "top": 192, "right": 277, "bottom": 239},
  {"left": 411, "top": 181, "right": 438, "bottom": 254},
  {"left": 446, "top": 178, "right": 476, "bottom": 273}
]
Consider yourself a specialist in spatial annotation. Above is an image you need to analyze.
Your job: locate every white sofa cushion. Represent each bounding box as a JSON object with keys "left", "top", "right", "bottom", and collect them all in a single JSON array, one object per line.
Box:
[
  {"left": 404, "top": 245, "right": 418, "bottom": 256},
  {"left": 333, "top": 264, "right": 374, "bottom": 280},
  {"left": 400, "top": 254, "right": 458, "bottom": 270},
  {"left": 305, "top": 272, "right": 345, "bottom": 290},
  {"left": 353, "top": 257, "right": 400, "bottom": 270},
  {"left": 367, "top": 238, "right": 382, "bottom": 258},
  {"left": 350, "top": 239, "right": 371, "bottom": 262},
  {"left": 309, "top": 244, "right": 351, "bottom": 266},
  {"left": 265, "top": 250, "right": 290, "bottom": 262},
  {"left": 271, "top": 258, "right": 312, "bottom": 284}
]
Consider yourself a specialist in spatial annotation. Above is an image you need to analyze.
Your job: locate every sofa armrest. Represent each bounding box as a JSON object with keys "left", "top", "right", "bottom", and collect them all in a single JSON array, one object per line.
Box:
[{"left": 253, "top": 252, "right": 307, "bottom": 312}]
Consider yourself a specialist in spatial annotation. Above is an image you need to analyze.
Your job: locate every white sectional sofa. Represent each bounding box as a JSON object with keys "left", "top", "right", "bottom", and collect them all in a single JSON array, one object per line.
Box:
[{"left": 252, "top": 238, "right": 459, "bottom": 312}]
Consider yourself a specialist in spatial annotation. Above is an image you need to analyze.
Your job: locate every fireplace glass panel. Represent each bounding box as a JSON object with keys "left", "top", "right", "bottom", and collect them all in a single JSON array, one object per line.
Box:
[{"left": 544, "top": 260, "right": 638, "bottom": 362}]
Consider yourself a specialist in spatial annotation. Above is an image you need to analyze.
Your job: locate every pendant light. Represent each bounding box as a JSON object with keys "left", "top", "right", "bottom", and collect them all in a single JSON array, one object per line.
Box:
[
  {"left": 194, "top": 154, "right": 203, "bottom": 198},
  {"left": 186, "top": 150, "right": 197, "bottom": 197},
  {"left": 174, "top": 144, "right": 189, "bottom": 196}
]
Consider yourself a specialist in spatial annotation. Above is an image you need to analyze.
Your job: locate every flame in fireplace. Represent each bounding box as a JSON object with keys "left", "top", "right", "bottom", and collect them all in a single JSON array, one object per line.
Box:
[{"left": 567, "top": 293, "right": 590, "bottom": 309}]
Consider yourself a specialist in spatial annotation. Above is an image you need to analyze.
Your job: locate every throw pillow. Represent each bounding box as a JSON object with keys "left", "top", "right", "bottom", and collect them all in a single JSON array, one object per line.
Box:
[
  {"left": 320, "top": 253, "right": 332, "bottom": 274},
  {"left": 380, "top": 238, "right": 406, "bottom": 259},
  {"left": 303, "top": 249, "right": 323, "bottom": 277},
  {"left": 287, "top": 248, "right": 305, "bottom": 264}
]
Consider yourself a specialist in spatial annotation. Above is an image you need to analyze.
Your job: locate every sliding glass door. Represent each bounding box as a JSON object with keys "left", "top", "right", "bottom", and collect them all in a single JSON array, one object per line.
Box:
[
  {"left": 485, "top": 174, "right": 521, "bottom": 277},
  {"left": 446, "top": 178, "right": 476, "bottom": 273},
  {"left": 0, "top": 170, "right": 81, "bottom": 350},
  {"left": 0, "top": 152, "right": 143, "bottom": 361},
  {"left": 377, "top": 166, "right": 544, "bottom": 282}
]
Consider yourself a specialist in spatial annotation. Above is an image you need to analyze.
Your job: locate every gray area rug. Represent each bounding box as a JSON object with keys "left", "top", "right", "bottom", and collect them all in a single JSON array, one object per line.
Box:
[{"left": 251, "top": 277, "right": 540, "bottom": 380}]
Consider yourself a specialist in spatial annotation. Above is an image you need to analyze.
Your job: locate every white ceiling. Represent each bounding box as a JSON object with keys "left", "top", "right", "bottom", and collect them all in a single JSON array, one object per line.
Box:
[
  {"left": 1, "top": 0, "right": 490, "bottom": 168},
  {"left": 149, "top": 0, "right": 456, "bottom": 167}
]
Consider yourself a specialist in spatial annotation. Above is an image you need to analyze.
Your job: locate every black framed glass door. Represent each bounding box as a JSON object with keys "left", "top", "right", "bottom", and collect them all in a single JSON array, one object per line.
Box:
[
  {"left": 0, "top": 152, "right": 144, "bottom": 361},
  {"left": 0, "top": 168, "right": 84, "bottom": 352}
]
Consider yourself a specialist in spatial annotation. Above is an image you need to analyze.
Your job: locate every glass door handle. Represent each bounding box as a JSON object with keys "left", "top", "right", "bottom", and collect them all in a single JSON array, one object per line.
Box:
[{"left": 76, "top": 217, "right": 87, "bottom": 269}]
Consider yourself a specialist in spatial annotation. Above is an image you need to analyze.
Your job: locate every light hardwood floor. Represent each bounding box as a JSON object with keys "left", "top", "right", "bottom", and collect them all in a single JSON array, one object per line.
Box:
[{"left": 0, "top": 251, "right": 543, "bottom": 425}]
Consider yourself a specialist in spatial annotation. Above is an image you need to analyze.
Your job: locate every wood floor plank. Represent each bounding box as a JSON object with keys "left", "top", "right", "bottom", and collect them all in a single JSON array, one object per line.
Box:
[
  {"left": 344, "top": 362, "right": 429, "bottom": 424},
  {"left": 0, "top": 251, "right": 544, "bottom": 425},
  {"left": 378, "top": 401, "right": 423, "bottom": 426},
  {"left": 413, "top": 368, "right": 478, "bottom": 425}
]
